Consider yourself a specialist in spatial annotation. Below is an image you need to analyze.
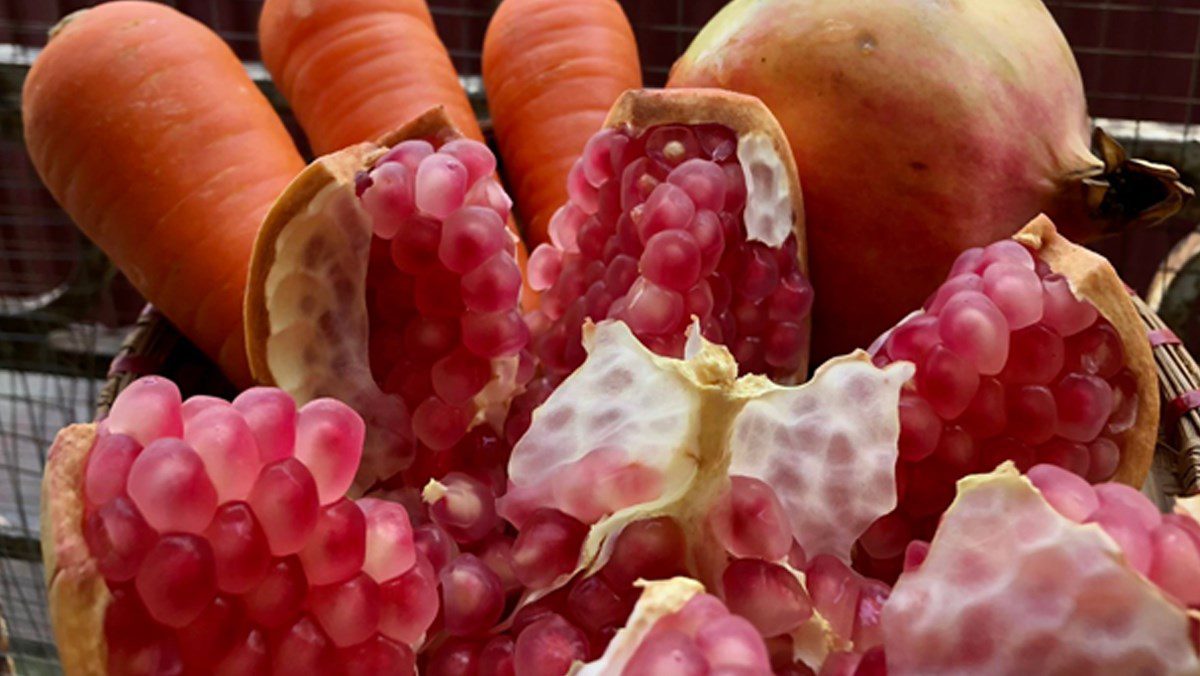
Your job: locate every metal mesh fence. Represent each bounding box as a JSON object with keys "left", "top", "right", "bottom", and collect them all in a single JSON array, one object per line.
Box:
[{"left": 0, "top": 0, "right": 1199, "bottom": 671}]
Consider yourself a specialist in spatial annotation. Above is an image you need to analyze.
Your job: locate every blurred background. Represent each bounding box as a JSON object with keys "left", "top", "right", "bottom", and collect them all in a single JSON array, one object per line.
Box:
[{"left": 1, "top": 0, "right": 1199, "bottom": 672}]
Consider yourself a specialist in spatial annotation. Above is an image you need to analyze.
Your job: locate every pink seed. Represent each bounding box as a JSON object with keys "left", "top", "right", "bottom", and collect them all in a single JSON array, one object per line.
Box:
[
  {"left": 462, "top": 309, "right": 530, "bottom": 358},
  {"left": 1053, "top": 374, "right": 1114, "bottom": 442},
  {"left": 439, "top": 206, "right": 510, "bottom": 274},
  {"left": 764, "top": 320, "right": 807, "bottom": 371},
  {"left": 429, "top": 472, "right": 500, "bottom": 544},
  {"left": 915, "top": 345, "right": 980, "bottom": 419},
  {"left": 620, "top": 158, "right": 659, "bottom": 212},
  {"left": 982, "top": 262, "right": 1043, "bottom": 329},
  {"left": 646, "top": 125, "right": 701, "bottom": 168},
  {"left": 411, "top": 396, "right": 473, "bottom": 450},
  {"left": 695, "top": 614, "right": 772, "bottom": 671},
  {"left": 925, "top": 274, "right": 983, "bottom": 314},
  {"left": 804, "top": 555, "right": 860, "bottom": 640},
  {"left": 600, "top": 517, "right": 687, "bottom": 588},
  {"left": 273, "top": 616, "right": 337, "bottom": 674},
  {"left": 426, "top": 639, "right": 482, "bottom": 676},
  {"left": 685, "top": 281, "right": 715, "bottom": 320},
  {"left": 180, "top": 395, "right": 226, "bottom": 423},
  {"left": 184, "top": 405, "right": 262, "bottom": 503},
  {"left": 721, "top": 559, "right": 813, "bottom": 636},
  {"left": 581, "top": 129, "right": 623, "bottom": 186},
  {"left": 977, "top": 240, "right": 1035, "bottom": 271},
  {"left": 85, "top": 433, "right": 142, "bottom": 507},
  {"left": 513, "top": 614, "right": 589, "bottom": 676},
  {"left": 859, "top": 512, "right": 913, "bottom": 560},
  {"left": 440, "top": 139, "right": 497, "bottom": 186},
  {"left": 203, "top": 502, "right": 271, "bottom": 594},
  {"left": 341, "top": 635, "right": 416, "bottom": 675},
  {"left": 667, "top": 158, "right": 727, "bottom": 211},
  {"left": 1036, "top": 439, "right": 1092, "bottom": 477},
  {"left": 1089, "top": 502, "right": 1153, "bottom": 575},
  {"left": 567, "top": 161, "right": 600, "bottom": 214},
  {"left": 690, "top": 210, "right": 725, "bottom": 276},
  {"left": 722, "top": 163, "right": 747, "bottom": 213},
  {"left": 1005, "top": 385, "right": 1057, "bottom": 445},
  {"left": 641, "top": 230, "right": 702, "bottom": 291},
  {"left": 431, "top": 348, "right": 493, "bottom": 405},
  {"left": 380, "top": 556, "right": 440, "bottom": 645},
  {"left": 528, "top": 244, "right": 564, "bottom": 292},
  {"left": 948, "top": 247, "right": 984, "bottom": 277},
  {"left": 1095, "top": 483, "right": 1162, "bottom": 530},
  {"left": 478, "top": 535, "right": 522, "bottom": 592},
  {"left": 362, "top": 162, "right": 416, "bottom": 239},
  {"left": 957, "top": 377, "right": 1006, "bottom": 439},
  {"left": 135, "top": 533, "right": 216, "bottom": 628},
  {"left": 478, "top": 635, "right": 517, "bottom": 676},
  {"left": 462, "top": 253, "right": 522, "bottom": 313},
  {"left": 176, "top": 596, "right": 240, "bottom": 671},
  {"left": 623, "top": 629, "right": 708, "bottom": 675},
  {"left": 624, "top": 278, "right": 685, "bottom": 335},
  {"left": 566, "top": 574, "right": 632, "bottom": 634},
  {"left": 84, "top": 496, "right": 157, "bottom": 582},
  {"left": 359, "top": 497, "right": 417, "bottom": 582},
  {"left": 464, "top": 176, "right": 514, "bottom": 223},
  {"left": 402, "top": 316, "right": 459, "bottom": 358},
  {"left": 1106, "top": 370, "right": 1139, "bottom": 435},
  {"left": 378, "top": 140, "right": 434, "bottom": 171},
  {"left": 1086, "top": 437, "right": 1121, "bottom": 482},
  {"left": 310, "top": 572, "right": 381, "bottom": 647},
  {"left": 768, "top": 271, "right": 813, "bottom": 323},
  {"left": 605, "top": 254, "right": 639, "bottom": 295},
  {"left": 696, "top": 124, "right": 737, "bottom": 161},
  {"left": 898, "top": 392, "right": 942, "bottom": 462},
  {"left": 1028, "top": 464, "right": 1099, "bottom": 522},
  {"left": 937, "top": 291, "right": 1009, "bottom": 376},
  {"left": 415, "top": 269, "right": 466, "bottom": 318},
  {"left": 550, "top": 204, "right": 588, "bottom": 252},
  {"left": 413, "top": 522, "right": 458, "bottom": 576},
  {"left": 126, "top": 438, "right": 218, "bottom": 534},
  {"left": 294, "top": 398, "right": 364, "bottom": 505},
  {"left": 511, "top": 508, "right": 588, "bottom": 589},
  {"left": 707, "top": 475, "right": 793, "bottom": 561},
  {"left": 214, "top": 627, "right": 270, "bottom": 674},
  {"left": 441, "top": 553, "right": 506, "bottom": 635},
  {"left": 550, "top": 446, "right": 664, "bottom": 524},
  {"left": 415, "top": 152, "right": 469, "bottom": 219},
  {"left": 105, "top": 376, "right": 183, "bottom": 446},
  {"left": 299, "top": 498, "right": 367, "bottom": 585},
  {"left": 1041, "top": 274, "right": 1098, "bottom": 337},
  {"left": 884, "top": 315, "right": 941, "bottom": 363},
  {"left": 638, "top": 183, "right": 696, "bottom": 243},
  {"left": 1149, "top": 523, "right": 1200, "bottom": 606},
  {"left": 735, "top": 244, "right": 781, "bottom": 303},
  {"left": 248, "top": 458, "right": 320, "bottom": 555},
  {"left": 244, "top": 555, "right": 307, "bottom": 628},
  {"left": 658, "top": 593, "right": 729, "bottom": 636},
  {"left": 232, "top": 387, "right": 297, "bottom": 463},
  {"left": 391, "top": 216, "right": 442, "bottom": 275},
  {"left": 1066, "top": 322, "right": 1124, "bottom": 379},
  {"left": 1000, "top": 324, "right": 1065, "bottom": 385}
]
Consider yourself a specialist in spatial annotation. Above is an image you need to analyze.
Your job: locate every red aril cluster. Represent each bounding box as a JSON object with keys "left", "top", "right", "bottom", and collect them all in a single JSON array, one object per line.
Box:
[
  {"left": 860, "top": 238, "right": 1139, "bottom": 579},
  {"left": 358, "top": 138, "right": 530, "bottom": 453},
  {"left": 85, "top": 377, "right": 433, "bottom": 674},
  {"left": 525, "top": 123, "right": 812, "bottom": 382}
]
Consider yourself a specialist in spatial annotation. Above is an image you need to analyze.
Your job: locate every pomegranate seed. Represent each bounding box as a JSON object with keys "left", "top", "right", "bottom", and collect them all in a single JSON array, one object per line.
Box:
[
  {"left": 135, "top": 534, "right": 216, "bottom": 628},
  {"left": 231, "top": 387, "right": 297, "bottom": 464},
  {"left": 248, "top": 458, "right": 320, "bottom": 555},
  {"left": 105, "top": 376, "right": 183, "bottom": 446},
  {"left": 310, "top": 572, "right": 382, "bottom": 647},
  {"left": 441, "top": 554, "right": 505, "bottom": 635},
  {"left": 84, "top": 433, "right": 141, "bottom": 508},
  {"left": 511, "top": 509, "right": 588, "bottom": 589},
  {"left": 204, "top": 502, "right": 271, "bottom": 593},
  {"left": 722, "top": 558, "right": 813, "bottom": 636},
  {"left": 513, "top": 614, "right": 589, "bottom": 676},
  {"left": 126, "top": 438, "right": 217, "bottom": 534}
]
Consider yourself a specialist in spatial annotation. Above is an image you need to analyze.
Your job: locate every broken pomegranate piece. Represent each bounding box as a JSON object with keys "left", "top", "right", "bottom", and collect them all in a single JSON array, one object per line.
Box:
[
  {"left": 525, "top": 89, "right": 811, "bottom": 384},
  {"left": 245, "top": 108, "right": 528, "bottom": 492},
  {"left": 859, "top": 216, "right": 1158, "bottom": 579},
  {"left": 41, "top": 378, "right": 430, "bottom": 674},
  {"left": 882, "top": 463, "right": 1200, "bottom": 674}
]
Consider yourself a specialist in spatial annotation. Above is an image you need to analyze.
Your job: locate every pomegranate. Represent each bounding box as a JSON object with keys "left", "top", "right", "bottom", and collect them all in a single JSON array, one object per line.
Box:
[
  {"left": 41, "top": 378, "right": 430, "bottom": 674},
  {"left": 858, "top": 215, "right": 1159, "bottom": 580},
  {"left": 245, "top": 108, "right": 528, "bottom": 492},
  {"left": 881, "top": 463, "right": 1200, "bottom": 673},
  {"left": 668, "top": 0, "right": 1191, "bottom": 361},
  {"left": 524, "top": 88, "right": 811, "bottom": 388}
]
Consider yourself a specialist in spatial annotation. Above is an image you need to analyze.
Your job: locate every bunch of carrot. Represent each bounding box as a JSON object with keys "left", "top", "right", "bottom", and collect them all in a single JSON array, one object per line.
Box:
[{"left": 23, "top": 0, "right": 643, "bottom": 385}]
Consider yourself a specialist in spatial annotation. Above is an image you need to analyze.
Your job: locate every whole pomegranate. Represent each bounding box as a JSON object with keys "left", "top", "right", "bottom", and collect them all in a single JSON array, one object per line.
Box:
[{"left": 669, "top": 0, "right": 1190, "bottom": 362}]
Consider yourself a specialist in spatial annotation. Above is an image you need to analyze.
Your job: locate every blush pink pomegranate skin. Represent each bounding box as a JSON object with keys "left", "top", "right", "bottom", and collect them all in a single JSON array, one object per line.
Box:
[{"left": 669, "top": 0, "right": 1190, "bottom": 363}]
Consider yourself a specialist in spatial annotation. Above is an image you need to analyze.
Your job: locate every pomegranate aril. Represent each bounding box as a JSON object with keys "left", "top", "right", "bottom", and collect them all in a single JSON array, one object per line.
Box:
[
  {"left": 641, "top": 230, "right": 703, "bottom": 291},
  {"left": 883, "top": 315, "right": 941, "bottom": 364},
  {"left": 462, "top": 253, "right": 522, "bottom": 313},
  {"left": 932, "top": 425, "right": 976, "bottom": 475},
  {"left": 415, "top": 270, "right": 466, "bottom": 318},
  {"left": 379, "top": 139, "right": 434, "bottom": 170},
  {"left": 897, "top": 392, "right": 942, "bottom": 462},
  {"left": 695, "top": 614, "right": 773, "bottom": 671},
  {"left": 84, "top": 496, "right": 157, "bottom": 582},
  {"left": 363, "top": 163, "right": 415, "bottom": 238},
  {"left": 977, "top": 239, "right": 1035, "bottom": 271},
  {"left": 667, "top": 158, "right": 728, "bottom": 212},
  {"left": 414, "top": 522, "right": 458, "bottom": 575},
  {"left": 242, "top": 555, "right": 306, "bottom": 628},
  {"left": 915, "top": 344, "right": 979, "bottom": 419},
  {"left": 858, "top": 511, "right": 913, "bottom": 560},
  {"left": 567, "top": 574, "right": 633, "bottom": 635},
  {"left": 358, "top": 497, "right": 417, "bottom": 582},
  {"left": 721, "top": 558, "right": 813, "bottom": 636},
  {"left": 309, "top": 572, "right": 381, "bottom": 647},
  {"left": 982, "top": 260, "right": 1044, "bottom": 331},
  {"left": 294, "top": 398, "right": 364, "bottom": 505},
  {"left": 1005, "top": 385, "right": 1057, "bottom": 445},
  {"left": 513, "top": 614, "right": 589, "bottom": 676},
  {"left": 391, "top": 216, "right": 442, "bottom": 275},
  {"left": 204, "top": 502, "right": 271, "bottom": 594},
  {"left": 937, "top": 291, "right": 1009, "bottom": 376},
  {"left": 126, "top": 438, "right": 218, "bottom": 534},
  {"left": 601, "top": 517, "right": 688, "bottom": 588},
  {"left": 623, "top": 629, "right": 708, "bottom": 675},
  {"left": 412, "top": 396, "right": 473, "bottom": 450},
  {"left": 462, "top": 309, "right": 530, "bottom": 358},
  {"left": 342, "top": 635, "right": 417, "bottom": 676},
  {"left": 105, "top": 376, "right": 183, "bottom": 446},
  {"left": 1000, "top": 324, "right": 1064, "bottom": 385},
  {"left": 479, "top": 635, "right": 517, "bottom": 676},
  {"left": 431, "top": 349, "right": 493, "bottom": 405},
  {"left": 1086, "top": 437, "right": 1121, "bottom": 482},
  {"left": 232, "top": 387, "right": 297, "bottom": 463},
  {"left": 638, "top": 183, "right": 696, "bottom": 243},
  {"left": 1041, "top": 274, "right": 1098, "bottom": 337},
  {"left": 551, "top": 446, "right": 664, "bottom": 524},
  {"left": 440, "top": 139, "right": 497, "bottom": 185},
  {"left": 248, "top": 458, "right": 319, "bottom": 555},
  {"left": 380, "top": 556, "right": 439, "bottom": 645},
  {"left": 177, "top": 596, "right": 241, "bottom": 671},
  {"left": 707, "top": 475, "right": 792, "bottom": 561},
  {"left": 646, "top": 125, "right": 701, "bottom": 168},
  {"left": 1106, "top": 370, "right": 1139, "bottom": 435},
  {"left": 735, "top": 243, "right": 780, "bottom": 303},
  {"left": 84, "top": 433, "right": 141, "bottom": 507},
  {"left": 1037, "top": 438, "right": 1091, "bottom": 476},
  {"left": 441, "top": 553, "right": 506, "bottom": 635},
  {"left": 550, "top": 204, "right": 587, "bottom": 251},
  {"left": 428, "top": 472, "right": 500, "bottom": 543},
  {"left": 622, "top": 278, "right": 685, "bottom": 336},
  {"left": 403, "top": 316, "right": 459, "bottom": 358},
  {"left": 426, "top": 639, "right": 482, "bottom": 676},
  {"left": 1028, "top": 464, "right": 1099, "bottom": 522},
  {"left": 465, "top": 175, "right": 514, "bottom": 222},
  {"left": 511, "top": 508, "right": 588, "bottom": 589},
  {"left": 568, "top": 162, "right": 600, "bottom": 214},
  {"left": 415, "top": 152, "right": 469, "bottom": 219},
  {"left": 439, "top": 206, "right": 509, "bottom": 274},
  {"left": 299, "top": 498, "right": 367, "bottom": 585},
  {"left": 1149, "top": 523, "right": 1200, "bottom": 606},
  {"left": 215, "top": 627, "right": 270, "bottom": 674},
  {"left": 183, "top": 406, "right": 261, "bottom": 504},
  {"left": 273, "top": 616, "right": 337, "bottom": 674},
  {"left": 925, "top": 273, "right": 983, "bottom": 314},
  {"left": 135, "top": 533, "right": 216, "bottom": 628},
  {"left": 1053, "top": 374, "right": 1114, "bottom": 442}
]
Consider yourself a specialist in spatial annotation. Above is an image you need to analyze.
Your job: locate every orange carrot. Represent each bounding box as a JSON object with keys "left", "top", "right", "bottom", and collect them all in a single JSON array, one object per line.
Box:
[
  {"left": 259, "top": 0, "right": 483, "bottom": 154},
  {"left": 483, "top": 0, "right": 642, "bottom": 246},
  {"left": 22, "top": 1, "right": 306, "bottom": 387}
]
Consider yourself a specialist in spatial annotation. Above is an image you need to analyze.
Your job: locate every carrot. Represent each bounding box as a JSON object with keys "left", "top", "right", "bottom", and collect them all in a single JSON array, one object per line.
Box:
[
  {"left": 259, "top": 0, "right": 483, "bottom": 154},
  {"left": 22, "top": 1, "right": 306, "bottom": 387},
  {"left": 482, "top": 0, "right": 642, "bottom": 246}
]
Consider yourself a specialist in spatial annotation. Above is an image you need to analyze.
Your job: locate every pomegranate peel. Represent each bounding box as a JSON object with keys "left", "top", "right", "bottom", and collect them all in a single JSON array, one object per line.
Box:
[
  {"left": 882, "top": 462, "right": 1200, "bottom": 674},
  {"left": 246, "top": 107, "right": 528, "bottom": 492},
  {"left": 42, "top": 423, "right": 109, "bottom": 675}
]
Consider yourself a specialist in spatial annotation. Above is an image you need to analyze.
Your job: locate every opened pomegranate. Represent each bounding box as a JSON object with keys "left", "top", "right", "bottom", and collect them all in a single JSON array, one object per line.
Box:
[
  {"left": 245, "top": 108, "right": 529, "bottom": 491},
  {"left": 857, "top": 216, "right": 1158, "bottom": 580},
  {"left": 881, "top": 463, "right": 1200, "bottom": 673},
  {"left": 669, "top": 0, "right": 1190, "bottom": 361},
  {"left": 525, "top": 89, "right": 810, "bottom": 388},
  {"left": 41, "top": 378, "right": 433, "bottom": 674}
]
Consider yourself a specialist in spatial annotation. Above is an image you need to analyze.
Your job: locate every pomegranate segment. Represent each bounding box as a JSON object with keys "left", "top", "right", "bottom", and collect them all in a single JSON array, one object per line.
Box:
[
  {"left": 860, "top": 218, "right": 1156, "bottom": 580},
  {"left": 526, "top": 109, "right": 812, "bottom": 384},
  {"left": 67, "top": 380, "right": 429, "bottom": 673},
  {"left": 882, "top": 463, "right": 1200, "bottom": 674}
]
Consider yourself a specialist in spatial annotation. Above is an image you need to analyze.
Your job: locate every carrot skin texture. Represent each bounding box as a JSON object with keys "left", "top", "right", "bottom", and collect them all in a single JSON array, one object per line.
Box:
[
  {"left": 483, "top": 0, "right": 642, "bottom": 246},
  {"left": 259, "top": 0, "right": 482, "bottom": 154},
  {"left": 22, "top": 2, "right": 305, "bottom": 387}
]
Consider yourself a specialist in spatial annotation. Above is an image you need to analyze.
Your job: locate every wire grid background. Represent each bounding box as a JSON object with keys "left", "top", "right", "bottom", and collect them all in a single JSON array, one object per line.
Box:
[{"left": 1, "top": 0, "right": 1199, "bottom": 671}]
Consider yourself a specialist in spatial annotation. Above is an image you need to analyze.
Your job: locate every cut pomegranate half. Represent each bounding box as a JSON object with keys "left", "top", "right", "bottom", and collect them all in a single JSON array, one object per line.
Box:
[
  {"left": 882, "top": 463, "right": 1200, "bottom": 674},
  {"left": 525, "top": 88, "right": 811, "bottom": 386},
  {"left": 41, "top": 378, "right": 428, "bottom": 674},
  {"left": 245, "top": 108, "right": 529, "bottom": 492},
  {"left": 858, "top": 215, "right": 1159, "bottom": 580}
]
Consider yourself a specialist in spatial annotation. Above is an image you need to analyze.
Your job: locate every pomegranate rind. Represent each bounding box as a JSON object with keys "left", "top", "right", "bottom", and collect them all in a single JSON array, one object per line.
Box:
[
  {"left": 245, "top": 107, "right": 520, "bottom": 491},
  {"left": 883, "top": 463, "right": 1200, "bottom": 674},
  {"left": 41, "top": 423, "right": 109, "bottom": 676},
  {"left": 1014, "top": 215, "right": 1158, "bottom": 487},
  {"left": 603, "top": 88, "right": 810, "bottom": 380}
]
